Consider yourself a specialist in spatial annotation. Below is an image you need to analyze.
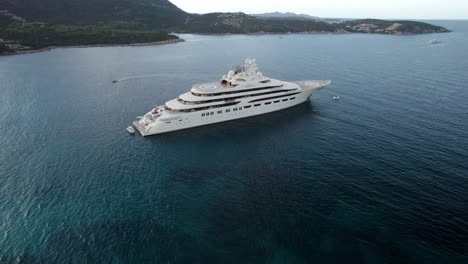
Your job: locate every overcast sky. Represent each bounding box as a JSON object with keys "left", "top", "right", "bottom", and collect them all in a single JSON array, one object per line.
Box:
[{"left": 170, "top": 0, "right": 467, "bottom": 20}]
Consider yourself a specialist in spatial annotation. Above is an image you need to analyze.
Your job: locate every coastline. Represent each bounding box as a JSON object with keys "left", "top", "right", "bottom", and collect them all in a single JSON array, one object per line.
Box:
[
  {"left": 181, "top": 29, "right": 354, "bottom": 35},
  {"left": 181, "top": 29, "right": 450, "bottom": 36},
  {"left": 0, "top": 38, "right": 184, "bottom": 56},
  {"left": 0, "top": 27, "right": 450, "bottom": 56}
]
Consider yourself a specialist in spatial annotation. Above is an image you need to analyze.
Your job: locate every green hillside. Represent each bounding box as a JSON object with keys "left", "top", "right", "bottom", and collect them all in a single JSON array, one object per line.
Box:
[
  {"left": 0, "top": 0, "right": 189, "bottom": 53},
  {"left": 0, "top": 0, "right": 189, "bottom": 29},
  {"left": 182, "top": 13, "right": 449, "bottom": 34},
  {"left": 3, "top": 24, "right": 179, "bottom": 48},
  {"left": 183, "top": 13, "right": 337, "bottom": 34}
]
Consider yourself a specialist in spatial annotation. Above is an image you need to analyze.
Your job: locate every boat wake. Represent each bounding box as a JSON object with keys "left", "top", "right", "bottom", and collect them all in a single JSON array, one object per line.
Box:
[{"left": 113, "top": 74, "right": 166, "bottom": 83}]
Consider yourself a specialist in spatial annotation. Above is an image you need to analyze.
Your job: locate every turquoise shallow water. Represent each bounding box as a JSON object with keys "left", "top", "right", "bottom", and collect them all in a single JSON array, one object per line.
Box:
[{"left": 0, "top": 20, "right": 467, "bottom": 263}]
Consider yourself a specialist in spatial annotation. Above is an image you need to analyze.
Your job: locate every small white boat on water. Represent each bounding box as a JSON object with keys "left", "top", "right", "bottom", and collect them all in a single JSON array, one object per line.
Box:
[
  {"left": 333, "top": 96, "right": 341, "bottom": 100},
  {"left": 429, "top": 39, "right": 443, "bottom": 45},
  {"left": 127, "top": 126, "right": 135, "bottom": 134}
]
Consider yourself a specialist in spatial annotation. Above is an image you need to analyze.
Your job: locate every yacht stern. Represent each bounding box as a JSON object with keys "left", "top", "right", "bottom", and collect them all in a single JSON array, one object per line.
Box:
[{"left": 133, "top": 120, "right": 150, "bottom": 136}]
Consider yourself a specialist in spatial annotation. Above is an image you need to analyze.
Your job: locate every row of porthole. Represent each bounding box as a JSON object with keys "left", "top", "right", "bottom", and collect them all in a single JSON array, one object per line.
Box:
[
  {"left": 200, "top": 97, "right": 296, "bottom": 118},
  {"left": 166, "top": 96, "right": 296, "bottom": 124},
  {"left": 248, "top": 97, "right": 296, "bottom": 108},
  {"left": 201, "top": 106, "right": 245, "bottom": 117}
]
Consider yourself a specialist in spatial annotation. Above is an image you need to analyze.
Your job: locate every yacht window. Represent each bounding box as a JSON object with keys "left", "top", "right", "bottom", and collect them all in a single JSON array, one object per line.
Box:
[
  {"left": 260, "top": 80, "right": 271, "bottom": 83},
  {"left": 202, "top": 113, "right": 205, "bottom": 117},
  {"left": 217, "top": 111, "right": 222, "bottom": 114},
  {"left": 239, "top": 107, "right": 242, "bottom": 110},
  {"left": 265, "top": 102, "right": 271, "bottom": 105},
  {"left": 226, "top": 109, "right": 230, "bottom": 112},
  {"left": 254, "top": 104, "right": 261, "bottom": 107},
  {"left": 233, "top": 108, "right": 238, "bottom": 111},
  {"left": 179, "top": 119, "right": 182, "bottom": 122},
  {"left": 165, "top": 121, "right": 171, "bottom": 124},
  {"left": 274, "top": 100, "right": 280, "bottom": 103},
  {"left": 291, "top": 97, "right": 296, "bottom": 100},
  {"left": 248, "top": 92, "right": 301, "bottom": 103},
  {"left": 282, "top": 99, "right": 288, "bottom": 102},
  {"left": 193, "top": 85, "right": 283, "bottom": 97},
  {"left": 211, "top": 112, "right": 214, "bottom": 115},
  {"left": 244, "top": 105, "right": 251, "bottom": 108}
]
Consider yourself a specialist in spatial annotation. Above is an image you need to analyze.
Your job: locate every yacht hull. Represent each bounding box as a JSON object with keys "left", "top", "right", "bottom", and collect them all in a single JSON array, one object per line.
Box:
[{"left": 134, "top": 80, "right": 330, "bottom": 136}]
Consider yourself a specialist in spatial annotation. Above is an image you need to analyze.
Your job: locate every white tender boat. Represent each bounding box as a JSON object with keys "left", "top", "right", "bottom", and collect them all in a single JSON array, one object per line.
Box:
[
  {"left": 127, "top": 126, "right": 135, "bottom": 134},
  {"left": 333, "top": 96, "right": 341, "bottom": 100},
  {"left": 134, "top": 58, "right": 331, "bottom": 136}
]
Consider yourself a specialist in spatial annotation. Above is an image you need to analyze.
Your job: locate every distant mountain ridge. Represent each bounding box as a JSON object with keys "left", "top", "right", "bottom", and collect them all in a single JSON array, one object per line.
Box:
[
  {"left": 253, "top": 12, "right": 319, "bottom": 20},
  {"left": 0, "top": 0, "right": 189, "bottom": 29}
]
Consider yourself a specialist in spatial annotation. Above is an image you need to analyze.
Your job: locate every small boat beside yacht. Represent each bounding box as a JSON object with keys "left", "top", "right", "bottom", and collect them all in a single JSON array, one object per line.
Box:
[{"left": 127, "top": 126, "right": 135, "bottom": 134}]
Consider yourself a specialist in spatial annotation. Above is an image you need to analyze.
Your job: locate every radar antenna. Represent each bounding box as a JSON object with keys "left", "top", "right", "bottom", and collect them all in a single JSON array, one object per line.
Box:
[{"left": 244, "top": 58, "right": 258, "bottom": 75}]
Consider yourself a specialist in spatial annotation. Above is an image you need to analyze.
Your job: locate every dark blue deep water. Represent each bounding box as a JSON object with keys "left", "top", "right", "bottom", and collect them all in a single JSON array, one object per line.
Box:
[{"left": 1, "top": 20, "right": 467, "bottom": 263}]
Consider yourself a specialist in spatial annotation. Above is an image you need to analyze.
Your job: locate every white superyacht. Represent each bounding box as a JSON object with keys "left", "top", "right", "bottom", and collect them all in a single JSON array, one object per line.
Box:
[{"left": 134, "top": 59, "right": 331, "bottom": 136}]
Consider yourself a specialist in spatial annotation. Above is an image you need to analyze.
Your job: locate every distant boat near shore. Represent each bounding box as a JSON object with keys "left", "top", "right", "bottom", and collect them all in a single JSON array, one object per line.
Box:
[{"left": 429, "top": 39, "right": 443, "bottom": 45}]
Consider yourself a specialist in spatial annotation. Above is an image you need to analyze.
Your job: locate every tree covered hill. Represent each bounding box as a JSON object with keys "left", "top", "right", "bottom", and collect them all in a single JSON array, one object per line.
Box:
[
  {"left": 0, "top": 0, "right": 189, "bottom": 29},
  {"left": 183, "top": 12, "right": 337, "bottom": 34},
  {"left": 0, "top": 0, "right": 189, "bottom": 53},
  {"left": 182, "top": 13, "right": 449, "bottom": 34}
]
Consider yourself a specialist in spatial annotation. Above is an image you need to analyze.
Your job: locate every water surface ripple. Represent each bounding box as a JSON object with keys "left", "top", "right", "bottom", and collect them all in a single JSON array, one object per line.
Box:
[{"left": 0, "top": 20, "right": 467, "bottom": 263}]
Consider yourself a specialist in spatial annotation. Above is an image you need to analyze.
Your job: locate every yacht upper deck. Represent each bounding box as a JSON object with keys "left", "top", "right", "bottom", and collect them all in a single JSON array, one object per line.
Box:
[
  {"left": 192, "top": 58, "right": 278, "bottom": 95},
  {"left": 191, "top": 78, "right": 282, "bottom": 95}
]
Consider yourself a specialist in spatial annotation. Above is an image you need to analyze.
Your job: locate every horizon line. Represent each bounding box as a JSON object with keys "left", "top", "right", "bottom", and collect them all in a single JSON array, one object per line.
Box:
[{"left": 187, "top": 11, "right": 467, "bottom": 21}]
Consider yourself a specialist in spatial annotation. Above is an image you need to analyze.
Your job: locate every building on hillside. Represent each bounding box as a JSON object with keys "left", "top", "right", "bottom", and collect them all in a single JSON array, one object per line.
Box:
[
  {"left": 21, "top": 22, "right": 46, "bottom": 28},
  {"left": 0, "top": 40, "right": 22, "bottom": 49}
]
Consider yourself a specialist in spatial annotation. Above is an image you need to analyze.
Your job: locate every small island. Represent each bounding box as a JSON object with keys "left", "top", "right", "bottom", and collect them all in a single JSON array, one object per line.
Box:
[{"left": 0, "top": 0, "right": 450, "bottom": 55}]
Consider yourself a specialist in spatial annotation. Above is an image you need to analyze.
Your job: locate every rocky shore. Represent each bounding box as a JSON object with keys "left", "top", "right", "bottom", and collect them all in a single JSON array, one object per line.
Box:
[{"left": 0, "top": 38, "right": 184, "bottom": 56}]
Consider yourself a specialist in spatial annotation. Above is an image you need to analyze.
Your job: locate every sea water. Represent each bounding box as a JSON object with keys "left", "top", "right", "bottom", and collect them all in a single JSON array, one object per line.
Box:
[{"left": 0, "top": 20, "right": 467, "bottom": 263}]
